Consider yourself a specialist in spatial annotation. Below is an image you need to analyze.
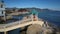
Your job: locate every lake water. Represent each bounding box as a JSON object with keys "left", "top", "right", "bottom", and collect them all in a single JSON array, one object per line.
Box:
[{"left": 0, "top": 11, "right": 60, "bottom": 34}]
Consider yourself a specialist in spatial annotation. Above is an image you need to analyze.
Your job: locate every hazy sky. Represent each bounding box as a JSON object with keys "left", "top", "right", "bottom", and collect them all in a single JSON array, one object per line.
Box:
[{"left": 3, "top": 0, "right": 60, "bottom": 10}]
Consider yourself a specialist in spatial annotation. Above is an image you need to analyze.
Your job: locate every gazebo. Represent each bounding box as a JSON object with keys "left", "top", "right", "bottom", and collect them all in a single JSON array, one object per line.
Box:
[{"left": 29, "top": 9, "right": 38, "bottom": 21}]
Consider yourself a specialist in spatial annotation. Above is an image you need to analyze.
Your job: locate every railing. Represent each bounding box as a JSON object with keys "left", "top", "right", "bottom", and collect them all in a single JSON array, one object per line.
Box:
[
  {"left": 7, "top": 12, "right": 29, "bottom": 16},
  {"left": 38, "top": 18, "right": 44, "bottom": 21},
  {"left": 0, "top": 18, "right": 32, "bottom": 29},
  {"left": 0, "top": 8, "right": 5, "bottom": 10},
  {"left": 0, "top": 24, "right": 6, "bottom": 29}
]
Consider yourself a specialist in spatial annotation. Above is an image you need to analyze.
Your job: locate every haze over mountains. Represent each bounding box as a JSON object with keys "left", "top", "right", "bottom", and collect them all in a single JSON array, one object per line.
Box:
[{"left": 6, "top": 7, "right": 60, "bottom": 12}]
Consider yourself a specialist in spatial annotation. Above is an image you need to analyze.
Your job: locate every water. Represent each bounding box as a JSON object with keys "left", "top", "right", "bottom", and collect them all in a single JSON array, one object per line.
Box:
[
  {"left": 38, "top": 11, "right": 60, "bottom": 26},
  {"left": 0, "top": 11, "right": 60, "bottom": 34}
]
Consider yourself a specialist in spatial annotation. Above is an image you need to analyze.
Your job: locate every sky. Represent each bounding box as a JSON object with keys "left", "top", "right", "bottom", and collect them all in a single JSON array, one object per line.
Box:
[{"left": 3, "top": 0, "right": 60, "bottom": 11}]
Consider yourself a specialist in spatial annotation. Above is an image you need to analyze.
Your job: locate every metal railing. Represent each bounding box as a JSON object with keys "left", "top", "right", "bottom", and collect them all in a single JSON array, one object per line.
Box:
[
  {"left": 0, "top": 8, "right": 5, "bottom": 10},
  {"left": 0, "top": 18, "right": 32, "bottom": 29},
  {"left": 7, "top": 12, "right": 29, "bottom": 16}
]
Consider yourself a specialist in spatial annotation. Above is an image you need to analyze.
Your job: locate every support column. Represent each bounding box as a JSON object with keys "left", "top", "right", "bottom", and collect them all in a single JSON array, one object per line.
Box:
[
  {"left": 4, "top": 11, "right": 6, "bottom": 21},
  {"left": 4, "top": 31, "right": 7, "bottom": 34}
]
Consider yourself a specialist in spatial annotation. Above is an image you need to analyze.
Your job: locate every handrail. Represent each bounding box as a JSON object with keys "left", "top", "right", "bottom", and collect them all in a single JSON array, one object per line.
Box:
[
  {"left": 0, "top": 8, "right": 5, "bottom": 10},
  {"left": 0, "top": 18, "right": 32, "bottom": 29},
  {"left": 0, "top": 24, "right": 6, "bottom": 29},
  {"left": 7, "top": 12, "right": 29, "bottom": 15},
  {"left": 38, "top": 18, "right": 44, "bottom": 21}
]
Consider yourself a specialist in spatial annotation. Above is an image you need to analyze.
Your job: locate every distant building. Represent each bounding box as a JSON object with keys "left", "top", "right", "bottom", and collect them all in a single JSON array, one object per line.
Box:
[
  {"left": 0, "top": 0, "right": 5, "bottom": 16},
  {"left": 18, "top": 9, "right": 29, "bottom": 14},
  {"left": 18, "top": 9, "right": 28, "bottom": 12},
  {"left": 0, "top": 0, "right": 6, "bottom": 21}
]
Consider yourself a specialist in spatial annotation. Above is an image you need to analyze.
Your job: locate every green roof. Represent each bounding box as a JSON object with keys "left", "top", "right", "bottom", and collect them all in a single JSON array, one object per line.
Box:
[{"left": 30, "top": 9, "right": 38, "bottom": 14}]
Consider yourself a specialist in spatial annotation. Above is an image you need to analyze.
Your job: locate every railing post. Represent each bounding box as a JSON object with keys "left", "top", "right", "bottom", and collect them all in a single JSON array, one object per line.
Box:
[
  {"left": 4, "top": 25, "right": 7, "bottom": 34},
  {"left": 4, "top": 31, "right": 7, "bottom": 34},
  {"left": 31, "top": 14, "right": 33, "bottom": 22}
]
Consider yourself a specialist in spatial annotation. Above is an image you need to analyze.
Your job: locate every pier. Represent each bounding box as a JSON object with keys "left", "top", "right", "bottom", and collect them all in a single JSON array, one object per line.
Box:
[
  {"left": 0, "top": 17, "right": 44, "bottom": 34},
  {"left": 0, "top": 7, "right": 45, "bottom": 34},
  {"left": 0, "top": 1, "right": 47, "bottom": 34}
]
